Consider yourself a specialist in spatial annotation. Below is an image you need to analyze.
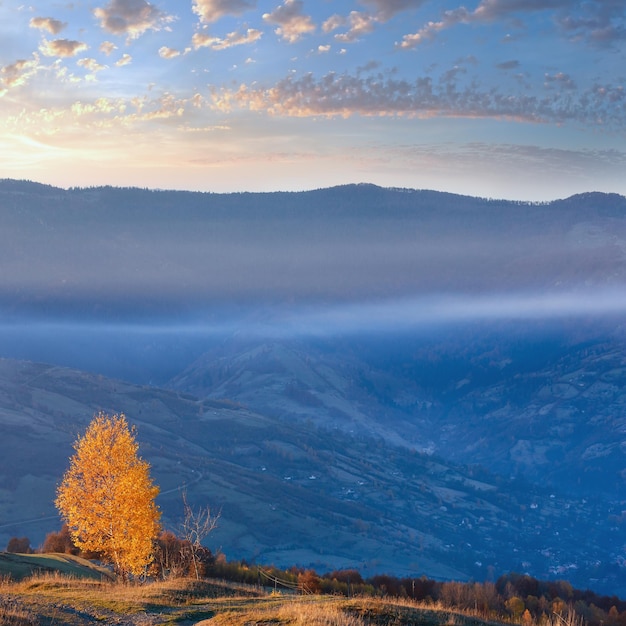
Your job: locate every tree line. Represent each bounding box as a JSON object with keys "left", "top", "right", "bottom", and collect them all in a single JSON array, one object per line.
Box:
[{"left": 203, "top": 561, "right": 626, "bottom": 626}]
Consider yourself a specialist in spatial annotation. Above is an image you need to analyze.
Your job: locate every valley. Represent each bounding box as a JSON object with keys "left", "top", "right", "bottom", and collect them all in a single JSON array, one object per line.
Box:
[
  {"left": 0, "top": 328, "right": 624, "bottom": 596},
  {"left": 0, "top": 182, "right": 625, "bottom": 598}
]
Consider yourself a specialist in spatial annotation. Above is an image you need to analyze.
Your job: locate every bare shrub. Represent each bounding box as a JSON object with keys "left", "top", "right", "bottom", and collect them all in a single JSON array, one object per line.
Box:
[
  {"left": 41, "top": 524, "right": 79, "bottom": 555},
  {"left": 6, "top": 537, "right": 31, "bottom": 554}
]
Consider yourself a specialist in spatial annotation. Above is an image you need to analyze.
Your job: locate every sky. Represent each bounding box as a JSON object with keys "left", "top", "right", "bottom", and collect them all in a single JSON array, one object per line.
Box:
[{"left": 0, "top": 0, "right": 625, "bottom": 200}]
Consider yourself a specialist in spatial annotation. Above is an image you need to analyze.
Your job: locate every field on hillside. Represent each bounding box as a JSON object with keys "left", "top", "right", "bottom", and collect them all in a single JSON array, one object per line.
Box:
[
  {"left": 0, "top": 552, "right": 114, "bottom": 582},
  {"left": 0, "top": 572, "right": 511, "bottom": 626}
]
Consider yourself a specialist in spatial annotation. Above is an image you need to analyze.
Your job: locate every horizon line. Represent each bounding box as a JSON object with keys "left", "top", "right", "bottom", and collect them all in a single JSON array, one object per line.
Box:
[{"left": 2, "top": 177, "right": 625, "bottom": 205}]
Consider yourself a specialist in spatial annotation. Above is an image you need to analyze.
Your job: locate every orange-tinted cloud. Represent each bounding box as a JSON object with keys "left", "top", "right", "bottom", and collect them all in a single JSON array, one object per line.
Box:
[
  {"left": 263, "top": 0, "right": 315, "bottom": 43},
  {"left": 192, "top": 28, "right": 262, "bottom": 50},
  {"left": 40, "top": 39, "right": 89, "bottom": 57},
  {"left": 29, "top": 17, "right": 68, "bottom": 35},
  {"left": 0, "top": 56, "right": 40, "bottom": 93},
  {"left": 192, "top": 0, "right": 256, "bottom": 23}
]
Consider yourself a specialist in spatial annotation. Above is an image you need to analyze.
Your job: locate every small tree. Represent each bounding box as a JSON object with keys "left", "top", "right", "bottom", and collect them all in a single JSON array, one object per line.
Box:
[
  {"left": 42, "top": 524, "right": 80, "bottom": 555},
  {"left": 6, "top": 537, "right": 31, "bottom": 553},
  {"left": 56, "top": 413, "right": 161, "bottom": 578},
  {"left": 180, "top": 490, "right": 220, "bottom": 579}
]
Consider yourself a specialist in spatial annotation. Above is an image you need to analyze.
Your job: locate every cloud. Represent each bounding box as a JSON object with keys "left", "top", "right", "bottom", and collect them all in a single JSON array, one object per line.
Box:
[
  {"left": 263, "top": 0, "right": 315, "bottom": 43},
  {"left": 68, "top": 98, "right": 128, "bottom": 123},
  {"left": 471, "top": 0, "right": 569, "bottom": 21},
  {"left": 192, "top": 0, "right": 256, "bottom": 24},
  {"left": 94, "top": 0, "right": 173, "bottom": 39},
  {"left": 324, "top": 0, "right": 425, "bottom": 44},
  {"left": 208, "top": 69, "right": 626, "bottom": 129},
  {"left": 131, "top": 93, "right": 186, "bottom": 120},
  {"left": 272, "top": 289, "right": 626, "bottom": 337},
  {"left": 192, "top": 28, "right": 262, "bottom": 50},
  {"left": 359, "top": 0, "right": 428, "bottom": 21},
  {"left": 398, "top": 0, "right": 626, "bottom": 49},
  {"left": 39, "top": 39, "right": 89, "bottom": 57},
  {"left": 544, "top": 72, "right": 576, "bottom": 90},
  {"left": 334, "top": 12, "right": 378, "bottom": 43},
  {"left": 322, "top": 14, "right": 346, "bottom": 33},
  {"left": 496, "top": 60, "right": 520, "bottom": 70},
  {"left": 159, "top": 46, "right": 181, "bottom": 59},
  {"left": 100, "top": 41, "right": 118, "bottom": 55},
  {"left": 3, "top": 88, "right": 198, "bottom": 136},
  {"left": 398, "top": 7, "right": 471, "bottom": 49},
  {"left": 77, "top": 58, "right": 107, "bottom": 74},
  {"left": 0, "top": 56, "right": 40, "bottom": 94},
  {"left": 557, "top": 0, "right": 626, "bottom": 45},
  {"left": 116, "top": 53, "right": 133, "bottom": 66},
  {"left": 29, "top": 17, "right": 67, "bottom": 35}
]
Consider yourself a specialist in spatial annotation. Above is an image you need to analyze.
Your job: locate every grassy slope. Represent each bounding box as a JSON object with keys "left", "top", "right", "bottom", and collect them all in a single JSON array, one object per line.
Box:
[
  {"left": 0, "top": 574, "right": 508, "bottom": 626},
  {"left": 0, "top": 552, "right": 114, "bottom": 582}
]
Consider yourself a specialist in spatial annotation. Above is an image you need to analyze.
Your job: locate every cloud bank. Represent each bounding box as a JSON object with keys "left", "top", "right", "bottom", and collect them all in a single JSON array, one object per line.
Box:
[{"left": 208, "top": 70, "right": 626, "bottom": 128}]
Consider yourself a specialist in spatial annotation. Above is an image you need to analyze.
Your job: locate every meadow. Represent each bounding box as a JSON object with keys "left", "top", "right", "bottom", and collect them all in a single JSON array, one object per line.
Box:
[
  {"left": 0, "top": 571, "right": 517, "bottom": 626},
  {"left": 0, "top": 553, "right": 608, "bottom": 626}
]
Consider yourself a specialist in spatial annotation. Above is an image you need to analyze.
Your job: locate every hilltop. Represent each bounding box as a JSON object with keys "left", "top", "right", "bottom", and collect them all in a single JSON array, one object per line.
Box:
[{"left": 0, "top": 572, "right": 512, "bottom": 626}]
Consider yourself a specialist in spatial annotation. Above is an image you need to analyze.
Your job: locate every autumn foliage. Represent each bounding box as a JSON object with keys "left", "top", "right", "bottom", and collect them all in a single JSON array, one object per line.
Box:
[{"left": 55, "top": 413, "right": 161, "bottom": 577}]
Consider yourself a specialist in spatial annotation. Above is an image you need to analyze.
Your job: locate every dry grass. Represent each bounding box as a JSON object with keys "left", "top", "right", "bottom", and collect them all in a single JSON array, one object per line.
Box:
[
  {"left": 197, "top": 595, "right": 509, "bottom": 626},
  {"left": 1, "top": 571, "right": 260, "bottom": 609},
  {"left": 0, "top": 600, "right": 37, "bottom": 626},
  {"left": 202, "top": 596, "right": 366, "bottom": 626},
  {"left": 0, "top": 572, "right": 267, "bottom": 624},
  {"left": 544, "top": 609, "right": 586, "bottom": 626},
  {"left": 0, "top": 573, "right": 559, "bottom": 626}
]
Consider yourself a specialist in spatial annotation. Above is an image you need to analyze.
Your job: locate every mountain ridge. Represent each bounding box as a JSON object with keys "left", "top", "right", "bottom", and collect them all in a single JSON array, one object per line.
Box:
[
  {"left": 2, "top": 178, "right": 626, "bottom": 319},
  {"left": 167, "top": 331, "right": 626, "bottom": 499},
  {"left": 2, "top": 177, "right": 626, "bottom": 207}
]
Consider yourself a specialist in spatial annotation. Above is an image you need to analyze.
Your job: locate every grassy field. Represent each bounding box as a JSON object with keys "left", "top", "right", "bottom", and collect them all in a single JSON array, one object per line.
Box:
[
  {"left": 0, "top": 568, "right": 512, "bottom": 626},
  {"left": 0, "top": 552, "right": 114, "bottom": 582}
]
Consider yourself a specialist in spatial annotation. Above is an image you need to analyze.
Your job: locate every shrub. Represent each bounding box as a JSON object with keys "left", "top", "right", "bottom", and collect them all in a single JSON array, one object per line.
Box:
[{"left": 6, "top": 537, "right": 31, "bottom": 554}]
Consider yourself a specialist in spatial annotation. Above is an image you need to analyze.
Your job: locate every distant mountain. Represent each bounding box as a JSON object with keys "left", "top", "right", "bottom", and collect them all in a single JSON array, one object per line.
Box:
[
  {"left": 168, "top": 329, "right": 626, "bottom": 499},
  {"left": 1, "top": 180, "right": 626, "bottom": 317},
  {"left": 0, "top": 356, "right": 623, "bottom": 596},
  {"left": 167, "top": 336, "right": 428, "bottom": 448}
]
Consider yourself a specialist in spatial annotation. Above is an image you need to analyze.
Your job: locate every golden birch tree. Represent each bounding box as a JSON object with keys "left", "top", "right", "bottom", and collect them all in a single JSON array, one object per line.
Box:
[{"left": 56, "top": 413, "right": 161, "bottom": 577}]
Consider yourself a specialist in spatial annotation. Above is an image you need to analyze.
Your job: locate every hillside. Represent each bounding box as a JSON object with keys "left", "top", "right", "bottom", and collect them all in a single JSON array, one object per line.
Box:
[
  {"left": 0, "top": 573, "right": 514, "bottom": 626},
  {"left": 0, "top": 552, "right": 113, "bottom": 581},
  {"left": 1, "top": 181, "right": 626, "bottom": 597},
  {"left": 0, "top": 354, "right": 623, "bottom": 595},
  {"left": 168, "top": 330, "right": 626, "bottom": 498}
]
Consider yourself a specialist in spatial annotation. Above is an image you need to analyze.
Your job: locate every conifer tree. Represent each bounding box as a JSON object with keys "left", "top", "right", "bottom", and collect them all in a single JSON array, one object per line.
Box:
[{"left": 56, "top": 413, "right": 161, "bottom": 577}]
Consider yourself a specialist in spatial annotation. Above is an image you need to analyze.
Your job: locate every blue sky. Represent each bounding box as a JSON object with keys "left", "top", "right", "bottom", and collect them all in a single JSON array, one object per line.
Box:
[{"left": 1, "top": 0, "right": 625, "bottom": 200}]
